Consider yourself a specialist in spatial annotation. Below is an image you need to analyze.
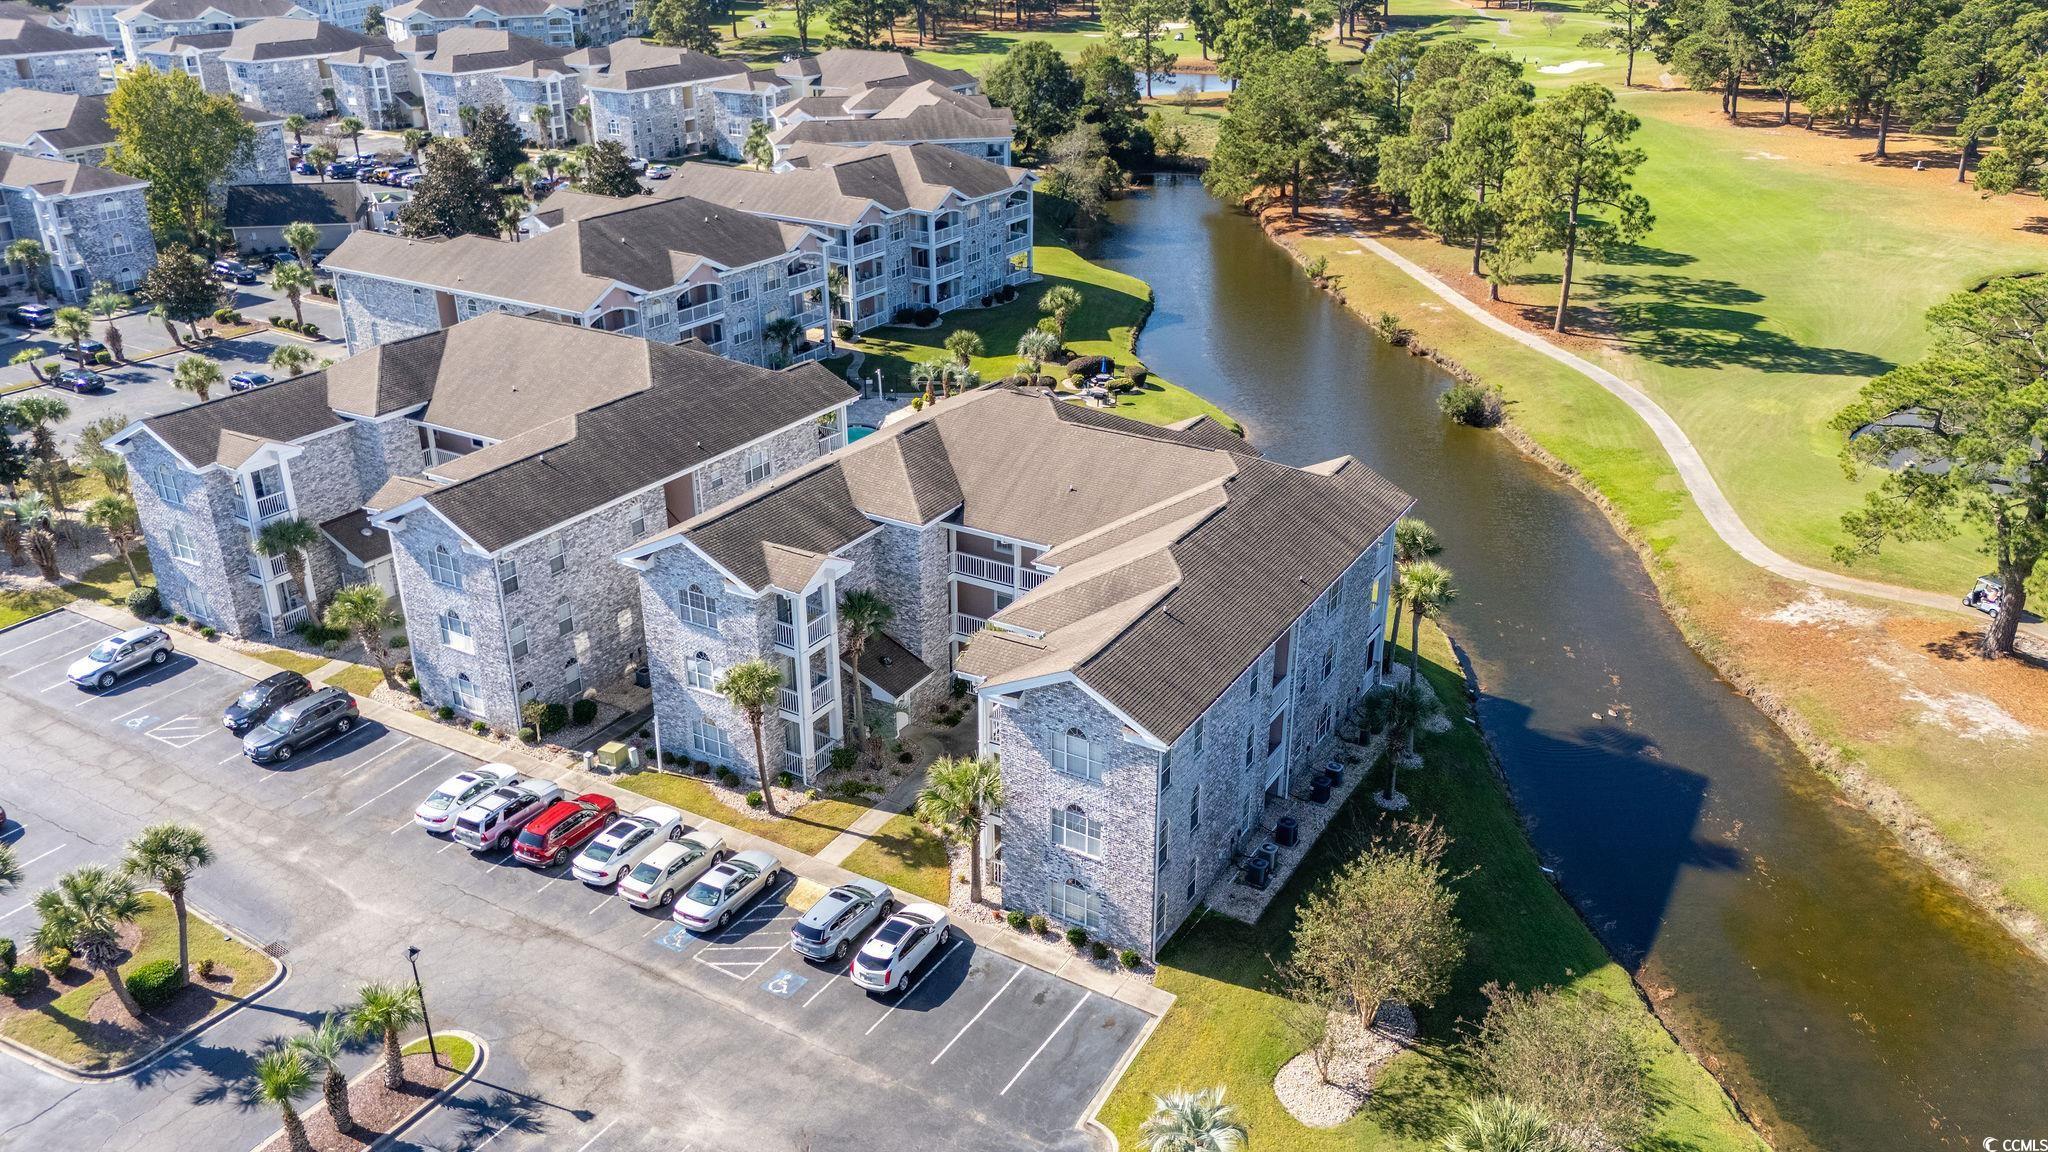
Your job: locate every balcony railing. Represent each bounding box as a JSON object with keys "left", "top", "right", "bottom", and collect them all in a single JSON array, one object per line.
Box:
[
  {"left": 779, "top": 686, "right": 800, "bottom": 715},
  {"left": 847, "top": 238, "right": 885, "bottom": 260},
  {"left": 677, "top": 298, "right": 723, "bottom": 326},
  {"left": 926, "top": 223, "right": 961, "bottom": 245},
  {"left": 1020, "top": 568, "right": 1048, "bottom": 591},
  {"left": 953, "top": 553, "right": 1015, "bottom": 585},
  {"left": 953, "top": 612, "right": 986, "bottom": 636},
  {"left": 808, "top": 676, "right": 834, "bottom": 712},
  {"left": 253, "top": 491, "right": 290, "bottom": 523},
  {"left": 774, "top": 620, "right": 796, "bottom": 650},
  {"left": 1007, "top": 231, "right": 1032, "bottom": 252}
]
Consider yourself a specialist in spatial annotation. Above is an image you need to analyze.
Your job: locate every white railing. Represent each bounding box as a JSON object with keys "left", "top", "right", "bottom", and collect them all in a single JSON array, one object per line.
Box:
[
  {"left": 1020, "top": 568, "right": 1048, "bottom": 590},
  {"left": 926, "top": 223, "right": 961, "bottom": 245},
  {"left": 677, "top": 298, "right": 723, "bottom": 326},
  {"left": 851, "top": 238, "right": 886, "bottom": 260},
  {"left": 953, "top": 612, "right": 986, "bottom": 636},
  {"left": 808, "top": 677, "right": 834, "bottom": 712},
  {"left": 1007, "top": 231, "right": 1032, "bottom": 252},
  {"left": 953, "top": 553, "right": 1015, "bottom": 585},
  {"left": 253, "top": 491, "right": 290, "bottom": 523},
  {"left": 810, "top": 740, "right": 839, "bottom": 774},
  {"left": 779, "top": 686, "right": 800, "bottom": 715},
  {"left": 774, "top": 620, "right": 796, "bottom": 650},
  {"left": 854, "top": 278, "right": 888, "bottom": 299}
]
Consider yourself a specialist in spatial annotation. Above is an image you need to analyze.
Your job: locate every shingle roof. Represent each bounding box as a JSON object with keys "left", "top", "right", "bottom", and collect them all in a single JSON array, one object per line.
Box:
[
  {"left": 137, "top": 29, "right": 231, "bottom": 51},
  {"left": 321, "top": 507, "right": 392, "bottom": 563},
  {"left": 770, "top": 82, "right": 1012, "bottom": 149},
  {"left": 572, "top": 37, "right": 749, "bottom": 91},
  {"left": 410, "top": 25, "right": 565, "bottom": 73},
  {"left": 0, "top": 90, "right": 115, "bottom": 153},
  {"left": 140, "top": 371, "right": 346, "bottom": 468},
  {"left": 0, "top": 1, "right": 111, "bottom": 54},
  {"left": 325, "top": 328, "right": 445, "bottom": 418},
  {"left": 117, "top": 0, "right": 307, "bottom": 23},
  {"left": 219, "top": 16, "right": 373, "bottom": 60},
  {"left": 326, "top": 192, "right": 810, "bottom": 311},
  {"left": 0, "top": 151, "right": 143, "bottom": 196},
  {"left": 772, "top": 48, "right": 974, "bottom": 94},
  {"left": 383, "top": 0, "right": 566, "bottom": 18},
  {"left": 858, "top": 629, "right": 932, "bottom": 701},
  {"left": 224, "top": 180, "right": 364, "bottom": 228},
  {"left": 666, "top": 142, "right": 1026, "bottom": 226}
]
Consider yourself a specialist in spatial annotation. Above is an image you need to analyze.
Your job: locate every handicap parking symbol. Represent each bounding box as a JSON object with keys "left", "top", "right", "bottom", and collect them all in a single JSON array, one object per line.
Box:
[
  {"left": 657, "top": 925, "right": 693, "bottom": 954},
  {"left": 761, "top": 970, "right": 808, "bottom": 998},
  {"left": 124, "top": 714, "right": 155, "bottom": 730}
]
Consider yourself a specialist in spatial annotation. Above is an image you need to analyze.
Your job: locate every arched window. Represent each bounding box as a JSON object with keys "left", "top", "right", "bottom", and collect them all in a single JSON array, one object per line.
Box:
[
  {"left": 453, "top": 674, "right": 481, "bottom": 714},
  {"left": 438, "top": 609, "right": 472, "bottom": 652},
  {"left": 426, "top": 544, "right": 462, "bottom": 588},
  {"left": 1048, "top": 877, "right": 1105, "bottom": 931},
  {"left": 683, "top": 584, "right": 718, "bottom": 629},
  {"left": 1050, "top": 728, "right": 1103, "bottom": 782},
  {"left": 687, "top": 651, "right": 715, "bottom": 690},
  {"left": 1050, "top": 804, "right": 1102, "bottom": 857},
  {"left": 563, "top": 655, "right": 583, "bottom": 699}
]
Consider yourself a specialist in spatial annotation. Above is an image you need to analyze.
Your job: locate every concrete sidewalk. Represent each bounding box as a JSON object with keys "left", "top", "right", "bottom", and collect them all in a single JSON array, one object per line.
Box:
[{"left": 65, "top": 600, "right": 1175, "bottom": 1018}]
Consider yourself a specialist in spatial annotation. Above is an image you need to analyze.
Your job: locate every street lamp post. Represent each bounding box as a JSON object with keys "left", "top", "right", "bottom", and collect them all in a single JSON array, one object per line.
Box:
[{"left": 404, "top": 945, "right": 442, "bottom": 1068}]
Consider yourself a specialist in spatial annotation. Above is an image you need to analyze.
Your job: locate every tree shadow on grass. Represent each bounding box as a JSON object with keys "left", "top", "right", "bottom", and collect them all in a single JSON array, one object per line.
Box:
[{"left": 1580, "top": 272, "right": 1893, "bottom": 376}]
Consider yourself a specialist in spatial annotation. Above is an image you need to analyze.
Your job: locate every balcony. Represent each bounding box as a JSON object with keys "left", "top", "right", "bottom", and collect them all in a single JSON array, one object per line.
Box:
[
  {"left": 677, "top": 298, "right": 723, "bottom": 326},
  {"left": 252, "top": 491, "right": 290, "bottom": 523},
  {"left": 774, "top": 620, "right": 796, "bottom": 650},
  {"left": 953, "top": 612, "right": 986, "bottom": 636},
  {"left": 916, "top": 258, "right": 962, "bottom": 283},
  {"left": 779, "top": 686, "right": 800, "bottom": 715},
  {"left": 1007, "top": 231, "right": 1032, "bottom": 253},
  {"left": 1020, "top": 568, "right": 1048, "bottom": 591},
  {"left": 925, "top": 223, "right": 961, "bottom": 245},
  {"left": 807, "top": 676, "right": 834, "bottom": 713},
  {"left": 953, "top": 552, "right": 1015, "bottom": 585},
  {"left": 849, "top": 237, "right": 885, "bottom": 261}
]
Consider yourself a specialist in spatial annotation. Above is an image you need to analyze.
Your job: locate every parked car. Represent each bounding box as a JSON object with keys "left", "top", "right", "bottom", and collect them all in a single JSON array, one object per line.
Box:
[
  {"left": 617, "top": 832, "right": 725, "bottom": 909},
  {"left": 850, "top": 903, "right": 953, "bottom": 995},
  {"left": 229, "top": 371, "right": 273, "bottom": 392},
  {"left": 221, "top": 670, "right": 312, "bottom": 734},
  {"left": 452, "top": 778, "right": 563, "bottom": 851},
  {"left": 672, "top": 848, "right": 782, "bottom": 932},
  {"left": 53, "top": 368, "right": 106, "bottom": 394},
  {"left": 646, "top": 164, "right": 673, "bottom": 180},
  {"left": 790, "top": 878, "right": 894, "bottom": 962},
  {"left": 571, "top": 804, "right": 684, "bottom": 886},
  {"left": 325, "top": 162, "right": 356, "bottom": 180},
  {"left": 242, "top": 686, "right": 359, "bottom": 764},
  {"left": 512, "top": 792, "right": 618, "bottom": 867},
  {"left": 294, "top": 161, "right": 318, "bottom": 176},
  {"left": 60, "top": 339, "right": 106, "bottom": 363},
  {"left": 67, "top": 625, "right": 173, "bottom": 689},
  {"left": 415, "top": 765, "right": 521, "bottom": 833},
  {"left": 13, "top": 303, "right": 54, "bottom": 327}
]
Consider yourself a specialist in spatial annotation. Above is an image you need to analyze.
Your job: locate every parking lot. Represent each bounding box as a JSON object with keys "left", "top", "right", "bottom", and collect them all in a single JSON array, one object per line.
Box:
[{"left": 0, "top": 608, "right": 1150, "bottom": 1152}]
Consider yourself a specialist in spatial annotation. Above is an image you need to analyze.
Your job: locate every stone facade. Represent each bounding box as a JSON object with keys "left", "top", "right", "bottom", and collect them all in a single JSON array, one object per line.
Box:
[
  {"left": 637, "top": 538, "right": 787, "bottom": 776},
  {"left": 334, "top": 270, "right": 445, "bottom": 350},
  {"left": 707, "top": 85, "right": 777, "bottom": 161},
  {"left": 225, "top": 54, "right": 328, "bottom": 115},
  {"left": 499, "top": 71, "right": 578, "bottom": 145},
  {"left": 327, "top": 57, "right": 416, "bottom": 129},
  {"left": 0, "top": 49, "right": 111, "bottom": 95},
  {"left": 806, "top": 189, "right": 1033, "bottom": 333},
  {"left": 137, "top": 44, "right": 229, "bottom": 92},
  {"left": 0, "top": 181, "right": 156, "bottom": 299},
  {"left": 387, "top": 9, "right": 580, "bottom": 46},
  {"left": 587, "top": 84, "right": 708, "bottom": 160},
  {"left": 420, "top": 67, "right": 575, "bottom": 140},
  {"left": 230, "top": 120, "right": 292, "bottom": 185}
]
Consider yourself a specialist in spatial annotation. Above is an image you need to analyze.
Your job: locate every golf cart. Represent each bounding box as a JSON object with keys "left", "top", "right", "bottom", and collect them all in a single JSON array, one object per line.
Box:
[{"left": 1965, "top": 575, "right": 2002, "bottom": 615}]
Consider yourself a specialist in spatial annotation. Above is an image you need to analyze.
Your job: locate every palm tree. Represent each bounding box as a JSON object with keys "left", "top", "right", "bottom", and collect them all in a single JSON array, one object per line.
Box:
[
  {"left": 538, "top": 150, "right": 563, "bottom": 178},
  {"left": 1017, "top": 327, "right": 1061, "bottom": 376},
  {"left": 32, "top": 866, "right": 148, "bottom": 1024},
  {"left": 87, "top": 283, "right": 130, "bottom": 362},
  {"left": 325, "top": 582, "right": 395, "bottom": 685},
  {"left": 290, "top": 1017, "right": 356, "bottom": 1134},
  {"left": 836, "top": 590, "right": 893, "bottom": 747},
  {"left": 284, "top": 113, "right": 308, "bottom": 147},
  {"left": 270, "top": 260, "right": 316, "bottom": 328},
  {"left": 1384, "top": 517, "right": 1440, "bottom": 673},
  {"left": 910, "top": 358, "right": 945, "bottom": 403},
  {"left": 1395, "top": 558, "right": 1456, "bottom": 769},
  {"left": 308, "top": 144, "right": 336, "bottom": 174},
  {"left": 0, "top": 842, "right": 20, "bottom": 894},
  {"left": 13, "top": 395, "right": 68, "bottom": 464},
  {"left": 943, "top": 328, "right": 984, "bottom": 369},
  {"left": 10, "top": 349, "right": 47, "bottom": 382},
  {"left": 120, "top": 823, "right": 213, "bottom": 985},
  {"left": 268, "top": 342, "right": 317, "bottom": 377},
  {"left": 172, "top": 355, "right": 223, "bottom": 402},
  {"left": 762, "top": 315, "right": 803, "bottom": 365},
  {"left": 744, "top": 120, "right": 773, "bottom": 168},
  {"left": 1037, "top": 284, "right": 1083, "bottom": 343},
  {"left": 558, "top": 156, "right": 581, "bottom": 184},
  {"left": 497, "top": 194, "right": 529, "bottom": 242},
  {"left": 1441, "top": 1096, "right": 1567, "bottom": 1152},
  {"left": 350, "top": 981, "right": 424, "bottom": 1090},
  {"left": 52, "top": 307, "right": 93, "bottom": 364},
  {"left": 280, "top": 222, "right": 321, "bottom": 270},
  {"left": 337, "top": 116, "right": 366, "bottom": 157},
  {"left": 715, "top": 659, "right": 785, "bottom": 816},
  {"left": 401, "top": 127, "right": 431, "bottom": 161},
  {"left": 1139, "top": 1087, "right": 1247, "bottom": 1152},
  {"left": 530, "top": 103, "right": 554, "bottom": 143},
  {"left": 513, "top": 161, "right": 542, "bottom": 198},
  {"left": 85, "top": 495, "right": 144, "bottom": 585},
  {"left": 254, "top": 1046, "right": 318, "bottom": 1152},
  {"left": 913, "top": 755, "right": 1003, "bottom": 905},
  {"left": 6, "top": 238, "right": 50, "bottom": 303},
  {"left": 257, "top": 517, "right": 323, "bottom": 623}
]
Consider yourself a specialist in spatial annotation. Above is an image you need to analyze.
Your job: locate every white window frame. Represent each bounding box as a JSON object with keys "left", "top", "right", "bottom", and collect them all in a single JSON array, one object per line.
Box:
[
  {"left": 1047, "top": 879, "right": 1105, "bottom": 932},
  {"left": 439, "top": 609, "right": 473, "bottom": 652},
  {"left": 1049, "top": 728, "right": 1104, "bottom": 783},
  {"left": 426, "top": 544, "right": 463, "bottom": 589},
  {"left": 556, "top": 598, "right": 576, "bottom": 637},
  {"left": 545, "top": 534, "right": 566, "bottom": 574},
  {"left": 453, "top": 673, "right": 482, "bottom": 715},
  {"left": 508, "top": 620, "right": 528, "bottom": 659},
  {"left": 686, "top": 650, "right": 715, "bottom": 690},
  {"left": 743, "top": 447, "right": 770, "bottom": 486},
  {"left": 497, "top": 556, "right": 519, "bottom": 593},
  {"left": 690, "top": 719, "right": 734, "bottom": 763},
  {"left": 1051, "top": 804, "right": 1102, "bottom": 858},
  {"left": 166, "top": 525, "right": 198, "bottom": 564},
  {"left": 683, "top": 584, "right": 718, "bottom": 629}
]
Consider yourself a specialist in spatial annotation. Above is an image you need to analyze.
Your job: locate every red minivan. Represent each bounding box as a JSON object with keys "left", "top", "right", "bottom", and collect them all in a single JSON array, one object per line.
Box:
[{"left": 512, "top": 793, "right": 618, "bottom": 867}]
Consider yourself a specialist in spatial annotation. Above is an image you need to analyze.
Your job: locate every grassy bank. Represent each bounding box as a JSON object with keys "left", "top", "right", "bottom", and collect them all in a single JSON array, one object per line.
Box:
[
  {"left": 403, "top": 1032, "right": 479, "bottom": 1074},
  {"left": 614, "top": 771, "right": 867, "bottom": 856},
  {"left": 1101, "top": 620, "right": 1761, "bottom": 1151},
  {"left": 0, "top": 554, "right": 151, "bottom": 631}
]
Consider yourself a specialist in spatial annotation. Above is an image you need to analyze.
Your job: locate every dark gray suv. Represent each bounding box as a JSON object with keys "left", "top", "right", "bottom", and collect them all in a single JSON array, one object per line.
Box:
[{"left": 242, "top": 687, "right": 359, "bottom": 764}]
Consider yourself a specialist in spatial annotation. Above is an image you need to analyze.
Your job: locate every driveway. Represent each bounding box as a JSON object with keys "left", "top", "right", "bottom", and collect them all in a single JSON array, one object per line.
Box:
[{"left": 0, "top": 608, "right": 1150, "bottom": 1152}]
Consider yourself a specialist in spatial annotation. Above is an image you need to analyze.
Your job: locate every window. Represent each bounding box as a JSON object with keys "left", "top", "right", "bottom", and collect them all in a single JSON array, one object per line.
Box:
[
  {"left": 629, "top": 511, "right": 647, "bottom": 540},
  {"left": 1158, "top": 752, "right": 1169, "bottom": 793},
  {"left": 743, "top": 447, "right": 770, "bottom": 486},
  {"left": 509, "top": 620, "right": 528, "bottom": 659},
  {"left": 617, "top": 607, "right": 634, "bottom": 638},
  {"left": 687, "top": 651, "right": 715, "bottom": 690},
  {"left": 556, "top": 598, "right": 576, "bottom": 637},
  {"left": 497, "top": 556, "right": 519, "bottom": 593},
  {"left": 1051, "top": 805, "right": 1102, "bottom": 857},
  {"left": 1271, "top": 630, "right": 1292, "bottom": 690},
  {"left": 453, "top": 674, "right": 481, "bottom": 714},
  {"left": 167, "top": 525, "right": 197, "bottom": 564},
  {"left": 1187, "top": 717, "right": 1203, "bottom": 755},
  {"left": 683, "top": 584, "right": 718, "bottom": 629},
  {"left": 690, "top": 719, "right": 734, "bottom": 763},
  {"left": 438, "top": 609, "right": 473, "bottom": 652},
  {"left": 1189, "top": 784, "right": 1200, "bottom": 831},
  {"left": 1047, "top": 879, "right": 1104, "bottom": 931},
  {"left": 1244, "top": 728, "right": 1254, "bottom": 769},
  {"left": 1157, "top": 820, "right": 1169, "bottom": 867},
  {"left": 730, "top": 281, "right": 752, "bottom": 303},
  {"left": 1321, "top": 649, "right": 1334, "bottom": 682},
  {"left": 1050, "top": 728, "right": 1103, "bottom": 782},
  {"left": 545, "top": 534, "right": 566, "bottom": 574},
  {"left": 563, "top": 655, "right": 583, "bottom": 698},
  {"left": 426, "top": 545, "right": 462, "bottom": 588}
]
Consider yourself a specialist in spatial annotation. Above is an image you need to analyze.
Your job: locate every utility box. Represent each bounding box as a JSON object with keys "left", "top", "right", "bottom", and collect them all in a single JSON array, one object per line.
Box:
[{"left": 596, "top": 741, "right": 630, "bottom": 771}]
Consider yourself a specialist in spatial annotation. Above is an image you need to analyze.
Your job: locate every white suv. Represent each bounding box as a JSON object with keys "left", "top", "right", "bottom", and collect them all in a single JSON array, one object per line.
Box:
[
  {"left": 451, "top": 779, "right": 563, "bottom": 851},
  {"left": 851, "top": 903, "right": 952, "bottom": 995},
  {"left": 415, "top": 766, "right": 521, "bottom": 833}
]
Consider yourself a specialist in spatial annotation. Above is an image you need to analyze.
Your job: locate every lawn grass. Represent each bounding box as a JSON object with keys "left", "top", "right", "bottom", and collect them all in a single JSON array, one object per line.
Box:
[
  {"left": 1099, "top": 621, "right": 1762, "bottom": 1151},
  {"left": 250, "top": 647, "right": 327, "bottom": 676},
  {"left": 1142, "top": 94, "right": 1227, "bottom": 161},
  {"left": 614, "top": 770, "right": 868, "bottom": 856},
  {"left": 325, "top": 663, "right": 389, "bottom": 697},
  {"left": 1, "top": 893, "right": 272, "bottom": 1071},
  {"left": 719, "top": 1, "right": 1154, "bottom": 75},
  {"left": 0, "top": 553, "right": 152, "bottom": 630},
  {"left": 838, "top": 813, "right": 951, "bottom": 904},
  {"left": 403, "top": 1032, "right": 479, "bottom": 1074},
  {"left": 853, "top": 242, "right": 1240, "bottom": 432}
]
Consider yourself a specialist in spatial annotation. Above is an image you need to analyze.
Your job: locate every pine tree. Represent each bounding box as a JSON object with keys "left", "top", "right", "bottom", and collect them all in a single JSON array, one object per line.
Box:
[{"left": 399, "top": 139, "right": 502, "bottom": 238}]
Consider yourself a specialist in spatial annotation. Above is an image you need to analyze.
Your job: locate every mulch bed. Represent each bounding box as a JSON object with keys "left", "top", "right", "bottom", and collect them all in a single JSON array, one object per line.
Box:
[{"left": 256, "top": 1052, "right": 456, "bottom": 1152}]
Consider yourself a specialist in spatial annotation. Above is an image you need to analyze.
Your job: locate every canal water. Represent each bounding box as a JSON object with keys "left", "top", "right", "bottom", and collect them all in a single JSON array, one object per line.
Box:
[{"left": 1098, "top": 178, "right": 2048, "bottom": 1151}]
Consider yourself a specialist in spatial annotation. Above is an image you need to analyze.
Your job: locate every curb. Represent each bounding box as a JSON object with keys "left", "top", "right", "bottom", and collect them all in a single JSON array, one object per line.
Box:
[
  {"left": 1080, "top": 1010, "right": 1161, "bottom": 1152},
  {"left": 0, "top": 900, "right": 288, "bottom": 1083},
  {"left": 243, "top": 1029, "right": 487, "bottom": 1152}
]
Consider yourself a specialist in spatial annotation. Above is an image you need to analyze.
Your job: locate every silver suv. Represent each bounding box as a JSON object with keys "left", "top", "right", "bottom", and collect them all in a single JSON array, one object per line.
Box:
[
  {"left": 790, "top": 878, "right": 894, "bottom": 962},
  {"left": 68, "top": 626, "right": 175, "bottom": 689},
  {"left": 452, "top": 779, "right": 564, "bottom": 852}
]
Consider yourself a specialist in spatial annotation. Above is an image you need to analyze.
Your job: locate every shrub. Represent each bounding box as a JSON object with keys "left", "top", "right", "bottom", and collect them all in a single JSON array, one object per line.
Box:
[
  {"left": 1006, "top": 909, "right": 1029, "bottom": 931},
  {"left": 1371, "top": 310, "right": 1410, "bottom": 346},
  {"left": 897, "top": 750, "right": 914, "bottom": 764},
  {"left": 777, "top": 771, "right": 796, "bottom": 789},
  {"left": 40, "top": 946, "right": 71, "bottom": 976},
  {"left": 716, "top": 766, "right": 739, "bottom": 786},
  {"left": 1089, "top": 940, "right": 1109, "bottom": 961},
  {"left": 1028, "top": 914, "right": 1048, "bottom": 936},
  {"left": 914, "top": 305, "right": 940, "bottom": 326},
  {"left": 570, "top": 698, "right": 598, "bottom": 726},
  {"left": 910, "top": 395, "right": 926, "bottom": 411},
  {"left": 267, "top": 314, "right": 285, "bottom": 327},
  {"left": 517, "top": 726, "right": 536, "bottom": 743},
  {"left": 93, "top": 350, "right": 112, "bottom": 365},
  {"left": 889, "top": 741, "right": 905, "bottom": 755},
  {"left": 835, "top": 321, "right": 855, "bottom": 341},
  {"left": 1119, "top": 949, "right": 1142, "bottom": 969},
  {"left": 301, "top": 323, "right": 321, "bottom": 338},
  {"left": 173, "top": 613, "right": 188, "bottom": 625},
  {"left": 979, "top": 294, "right": 993, "bottom": 308},
  {"left": 0, "top": 965, "right": 45, "bottom": 999},
  {"left": 196, "top": 957, "right": 217, "bottom": 981},
  {"left": 1439, "top": 381, "right": 1505, "bottom": 427},
  {"left": 998, "top": 285, "right": 1016, "bottom": 303},
  {"left": 1127, "top": 364, "right": 1149, "bottom": 388},
  {"left": 744, "top": 790, "right": 764, "bottom": 808},
  {"left": 0, "top": 938, "right": 13, "bottom": 970},
  {"left": 212, "top": 307, "right": 237, "bottom": 324},
  {"left": 829, "top": 745, "right": 858, "bottom": 773},
  {"left": 126, "top": 587, "right": 161, "bottom": 617},
  {"left": 541, "top": 703, "right": 568, "bottom": 734},
  {"left": 471, "top": 720, "right": 488, "bottom": 734},
  {"left": 436, "top": 705, "right": 455, "bottom": 720},
  {"left": 1303, "top": 254, "right": 1329, "bottom": 282},
  {"left": 638, "top": 728, "right": 651, "bottom": 739},
  {"left": 390, "top": 633, "right": 409, "bottom": 649},
  {"left": 198, "top": 625, "right": 217, "bottom": 639},
  {"left": 321, "top": 639, "right": 340, "bottom": 652},
  {"left": 1066, "top": 354, "right": 1113, "bottom": 377},
  {"left": 1064, "top": 926, "right": 1089, "bottom": 949},
  {"left": 125, "top": 958, "right": 182, "bottom": 1010},
  {"left": 406, "top": 676, "right": 422, "bottom": 696},
  {"left": 1473, "top": 983, "right": 1651, "bottom": 1148}
]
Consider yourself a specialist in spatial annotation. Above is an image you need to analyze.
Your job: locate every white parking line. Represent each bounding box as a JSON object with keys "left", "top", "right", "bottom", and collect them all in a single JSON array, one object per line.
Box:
[
  {"left": 534, "top": 871, "right": 560, "bottom": 893},
  {"left": 643, "top": 919, "right": 667, "bottom": 937},
  {"left": 572, "top": 1120, "right": 618, "bottom": 1152},
  {"left": 218, "top": 749, "right": 246, "bottom": 765},
  {"left": 866, "top": 938, "right": 964, "bottom": 1035},
  {"left": 471, "top": 1119, "right": 517, "bottom": 1150},
  {"left": 437, "top": 839, "right": 461, "bottom": 855},
  {"left": 588, "top": 893, "right": 617, "bottom": 916},
  {"left": 0, "top": 616, "right": 92, "bottom": 657},
  {"left": 299, "top": 736, "right": 414, "bottom": 799},
  {"left": 74, "top": 662, "right": 176, "bottom": 707},
  {"left": 0, "top": 827, "right": 21, "bottom": 843},
  {"left": 14, "top": 844, "right": 67, "bottom": 870},
  {"left": 931, "top": 963, "right": 1025, "bottom": 1065},
  {"left": 1000, "top": 991, "right": 1091, "bottom": 1096},
  {"left": 0, "top": 904, "right": 28, "bottom": 922},
  {"left": 342, "top": 752, "right": 456, "bottom": 817},
  {"left": 392, "top": 817, "right": 420, "bottom": 835},
  {"left": 110, "top": 680, "right": 188, "bottom": 722},
  {"left": 8, "top": 639, "right": 96, "bottom": 677},
  {"left": 40, "top": 678, "right": 72, "bottom": 692},
  {"left": 802, "top": 965, "right": 848, "bottom": 1007},
  {"left": 337, "top": 735, "right": 413, "bottom": 777}
]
